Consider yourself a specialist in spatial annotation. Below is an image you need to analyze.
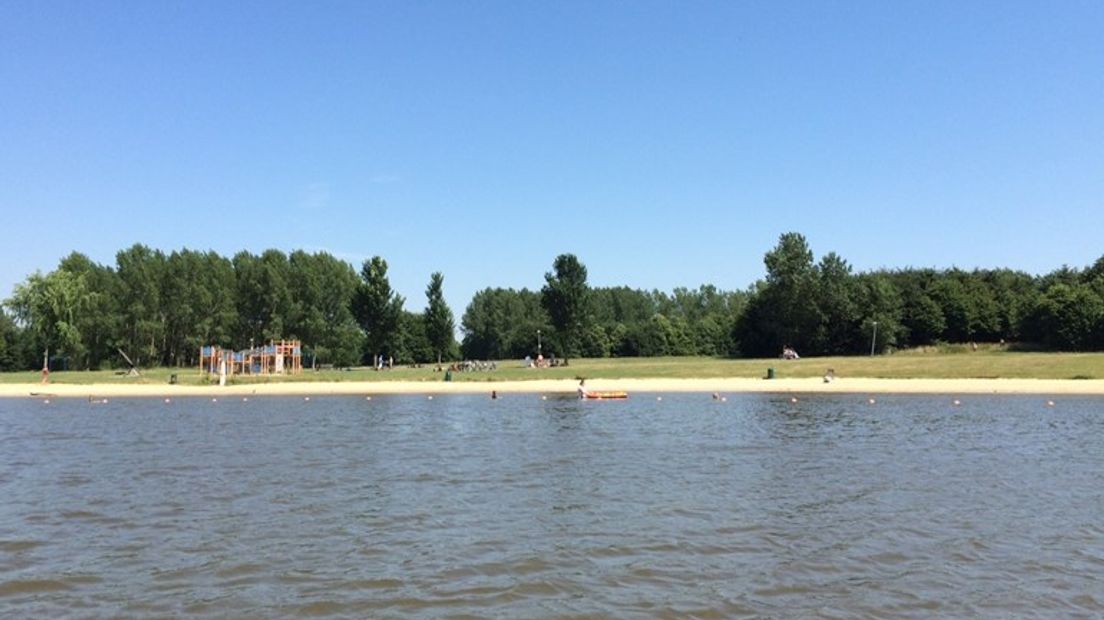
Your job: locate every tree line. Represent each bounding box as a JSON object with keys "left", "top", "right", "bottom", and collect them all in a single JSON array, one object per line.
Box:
[
  {"left": 1, "top": 246, "right": 455, "bottom": 371},
  {"left": 2, "top": 233, "right": 1103, "bottom": 371},
  {"left": 459, "top": 234, "right": 1104, "bottom": 360}
]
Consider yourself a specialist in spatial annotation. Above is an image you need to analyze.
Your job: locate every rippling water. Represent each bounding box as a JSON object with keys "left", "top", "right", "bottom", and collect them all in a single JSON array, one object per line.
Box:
[{"left": 1, "top": 393, "right": 1102, "bottom": 618}]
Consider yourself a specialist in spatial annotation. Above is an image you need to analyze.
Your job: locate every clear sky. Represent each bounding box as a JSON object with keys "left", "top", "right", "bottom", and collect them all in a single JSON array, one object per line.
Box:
[{"left": 2, "top": 1, "right": 1102, "bottom": 317}]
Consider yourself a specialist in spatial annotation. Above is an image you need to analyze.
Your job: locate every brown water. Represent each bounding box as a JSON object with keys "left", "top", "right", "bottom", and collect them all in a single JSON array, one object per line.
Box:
[{"left": 1, "top": 394, "right": 1102, "bottom": 618}]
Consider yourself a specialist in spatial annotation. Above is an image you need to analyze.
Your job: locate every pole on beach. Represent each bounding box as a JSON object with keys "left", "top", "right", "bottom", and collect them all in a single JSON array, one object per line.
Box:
[
  {"left": 537, "top": 329, "right": 541, "bottom": 355},
  {"left": 870, "top": 321, "right": 878, "bottom": 356}
]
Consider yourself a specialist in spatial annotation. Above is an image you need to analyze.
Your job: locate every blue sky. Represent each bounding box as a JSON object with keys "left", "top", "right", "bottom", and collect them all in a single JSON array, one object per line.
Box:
[{"left": 2, "top": 1, "right": 1102, "bottom": 317}]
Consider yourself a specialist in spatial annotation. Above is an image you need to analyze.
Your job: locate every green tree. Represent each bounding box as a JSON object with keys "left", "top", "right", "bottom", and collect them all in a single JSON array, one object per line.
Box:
[
  {"left": 963, "top": 274, "right": 1002, "bottom": 341},
  {"left": 116, "top": 244, "right": 167, "bottom": 365},
  {"left": 591, "top": 286, "right": 655, "bottom": 325},
  {"left": 889, "top": 269, "right": 936, "bottom": 346},
  {"left": 606, "top": 322, "right": 630, "bottom": 356},
  {"left": 162, "top": 250, "right": 237, "bottom": 366},
  {"left": 57, "top": 252, "right": 119, "bottom": 369},
  {"left": 1024, "top": 283, "right": 1104, "bottom": 350},
  {"left": 423, "top": 272, "right": 456, "bottom": 364},
  {"left": 7, "top": 270, "right": 91, "bottom": 367},
  {"left": 622, "top": 314, "right": 678, "bottom": 356},
  {"left": 982, "top": 269, "right": 1038, "bottom": 342},
  {"left": 854, "top": 273, "right": 905, "bottom": 353},
  {"left": 461, "top": 288, "right": 548, "bottom": 360},
  {"left": 233, "top": 250, "right": 294, "bottom": 346},
  {"left": 929, "top": 276, "right": 975, "bottom": 342},
  {"left": 540, "top": 254, "right": 591, "bottom": 357},
  {"left": 0, "top": 311, "right": 27, "bottom": 370},
  {"left": 398, "top": 311, "right": 434, "bottom": 364},
  {"left": 287, "top": 251, "right": 362, "bottom": 366},
  {"left": 578, "top": 323, "right": 612, "bottom": 358},
  {"left": 354, "top": 256, "right": 405, "bottom": 363},
  {"left": 813, "top": 252, "right": 859, "bottom": 354},
  {"left": 733, "top": 233, "right": 822, "bottom": 357},
  {"left": 690, "top": 314, "right": 729, "bottom": 356}
]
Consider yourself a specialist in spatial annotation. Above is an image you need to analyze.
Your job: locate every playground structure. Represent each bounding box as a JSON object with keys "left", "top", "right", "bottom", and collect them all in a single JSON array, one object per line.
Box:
[{"left": 199, "top": 340, "right": 303, "bottom": 378}]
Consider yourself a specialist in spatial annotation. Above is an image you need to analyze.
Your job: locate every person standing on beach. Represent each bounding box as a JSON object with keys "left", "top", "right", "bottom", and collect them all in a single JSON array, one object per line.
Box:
[{"left": 577, "top": 378, "right": 588, "bottom": 399}]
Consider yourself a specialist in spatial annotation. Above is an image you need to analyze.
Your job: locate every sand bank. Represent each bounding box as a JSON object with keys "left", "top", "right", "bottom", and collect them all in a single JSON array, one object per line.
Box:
[{"left": 3, "top": 377, "right": 1104, "bottom": 399}]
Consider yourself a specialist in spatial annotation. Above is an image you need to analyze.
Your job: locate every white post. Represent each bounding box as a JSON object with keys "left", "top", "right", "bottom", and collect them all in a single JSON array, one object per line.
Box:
[{"left": 870, "top": 321, "right": 878, "bottom": 356}]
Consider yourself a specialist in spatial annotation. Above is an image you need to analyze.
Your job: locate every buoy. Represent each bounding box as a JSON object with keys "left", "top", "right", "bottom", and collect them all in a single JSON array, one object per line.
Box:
[
  {"left": 365, "top": 396, "right": 372, "bottom": 401},
  {"left": 790, "top": 397, "right": 798, "bottom": 403},
  {"left": 304, "top": 397, "right": 310, "bottom": 402},
  {"left": 242, "top": 397, "right": 248, "bottom": 402},
  {"left": 1047, "top": 400, "right": 1055, "bottom": 407},
  {"left": 868, "top": 398, "right": 876, "bottom": 405},
  {"left": 212, "top": 398, "right": 218, "bottom": 403},
  {"left": 164, "top": 398, "right": 171, "bottom": 403},
  {"left": 657, "top": 396, "right": 663, "bottom": 401},
  {"left": 953, "top": 399, "right": 961, "bottom": 406},
  {"left": 541, "top": 395, "right": 547, "bottom": 400},
  {"left": 43, "top": 399, "right": 50, "bottom": 404},
  {"left": 427, "top": 395, "right": 433, "bottom": 400},
  {"left": 721, "top": 397, "right": 727, "bottom": 402}
]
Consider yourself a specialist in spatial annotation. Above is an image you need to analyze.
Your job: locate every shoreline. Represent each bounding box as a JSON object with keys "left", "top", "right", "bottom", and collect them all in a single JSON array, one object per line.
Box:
[{"left": 4, "top": 377, "right": 1104, "bottom": 398}]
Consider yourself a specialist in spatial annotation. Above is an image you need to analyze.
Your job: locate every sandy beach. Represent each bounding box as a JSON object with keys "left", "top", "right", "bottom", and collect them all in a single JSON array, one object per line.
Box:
[{"left": 4, "top": 377, "right": 1104, "bottom": 399}]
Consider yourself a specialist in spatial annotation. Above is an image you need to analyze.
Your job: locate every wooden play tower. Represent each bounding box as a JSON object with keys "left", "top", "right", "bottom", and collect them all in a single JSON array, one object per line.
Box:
[{"left": 199, "top": 340, "right": 302, "bottom": 377}]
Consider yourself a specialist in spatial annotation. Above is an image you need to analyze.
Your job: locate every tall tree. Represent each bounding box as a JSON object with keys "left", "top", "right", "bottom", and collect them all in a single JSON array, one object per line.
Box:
[
  {"left": 733, "top": 233, "right": 822, "bottom": 356},
  {"left": 813, "top": 252, "right": 859, "bottom": 354},
  {"left": 286, "top": 251, "right": 362, "bottom": 367},
  {"left": 540, "top": 253, "right": 591, "bottom": 357},
  {"left": 162, "top": 250, "right": 237, "bottom": 366},
  {"left": 233, "top": 250, "right": 293, "bottom": 346},
  {"left": 57, "top": 252, "right": 119, "bottom": 369},
  {"left": 423, "top": 272, "right": 455, "bottom": 364},
  {"left": 353, "top": 256, "right": 405, "bottom": 363},
  {"left": 116, "top": 244, "right": 167, "bottom": 365}
]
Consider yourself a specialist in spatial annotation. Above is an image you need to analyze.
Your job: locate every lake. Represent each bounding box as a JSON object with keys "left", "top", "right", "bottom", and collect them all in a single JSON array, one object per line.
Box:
[{"left": 1, "top": 393, "right": 1102, "bottom": 618}]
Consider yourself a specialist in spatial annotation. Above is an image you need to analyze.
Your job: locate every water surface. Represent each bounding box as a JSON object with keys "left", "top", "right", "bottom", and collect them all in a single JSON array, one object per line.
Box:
[{"left": 1, "top": 393, "right": 1102, "bottom": 617}]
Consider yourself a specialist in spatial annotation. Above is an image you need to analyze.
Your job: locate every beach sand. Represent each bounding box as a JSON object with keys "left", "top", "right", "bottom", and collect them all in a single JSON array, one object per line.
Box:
[{"left": 4, "top": 377, "right": 1104, "bottom": 398}]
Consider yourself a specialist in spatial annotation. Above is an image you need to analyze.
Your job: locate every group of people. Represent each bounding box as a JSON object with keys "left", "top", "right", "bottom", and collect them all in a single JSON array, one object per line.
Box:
[
  {"left": 439, "top": 360, "right": 497, "bottom": 373},
  {"left": 524, "top": 353, "right": 569, "bottom": 368}
]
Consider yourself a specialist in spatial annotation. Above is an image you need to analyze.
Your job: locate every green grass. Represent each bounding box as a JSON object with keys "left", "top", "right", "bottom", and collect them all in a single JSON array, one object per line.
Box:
[{"left": 4, "top": 350, "right": 1103, "bottom": 385}]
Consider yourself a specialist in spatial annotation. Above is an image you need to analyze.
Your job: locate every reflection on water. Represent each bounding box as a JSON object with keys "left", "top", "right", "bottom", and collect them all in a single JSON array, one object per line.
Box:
[{"left": 1, "top": 393, "right": 1102, "bottom": 617}]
